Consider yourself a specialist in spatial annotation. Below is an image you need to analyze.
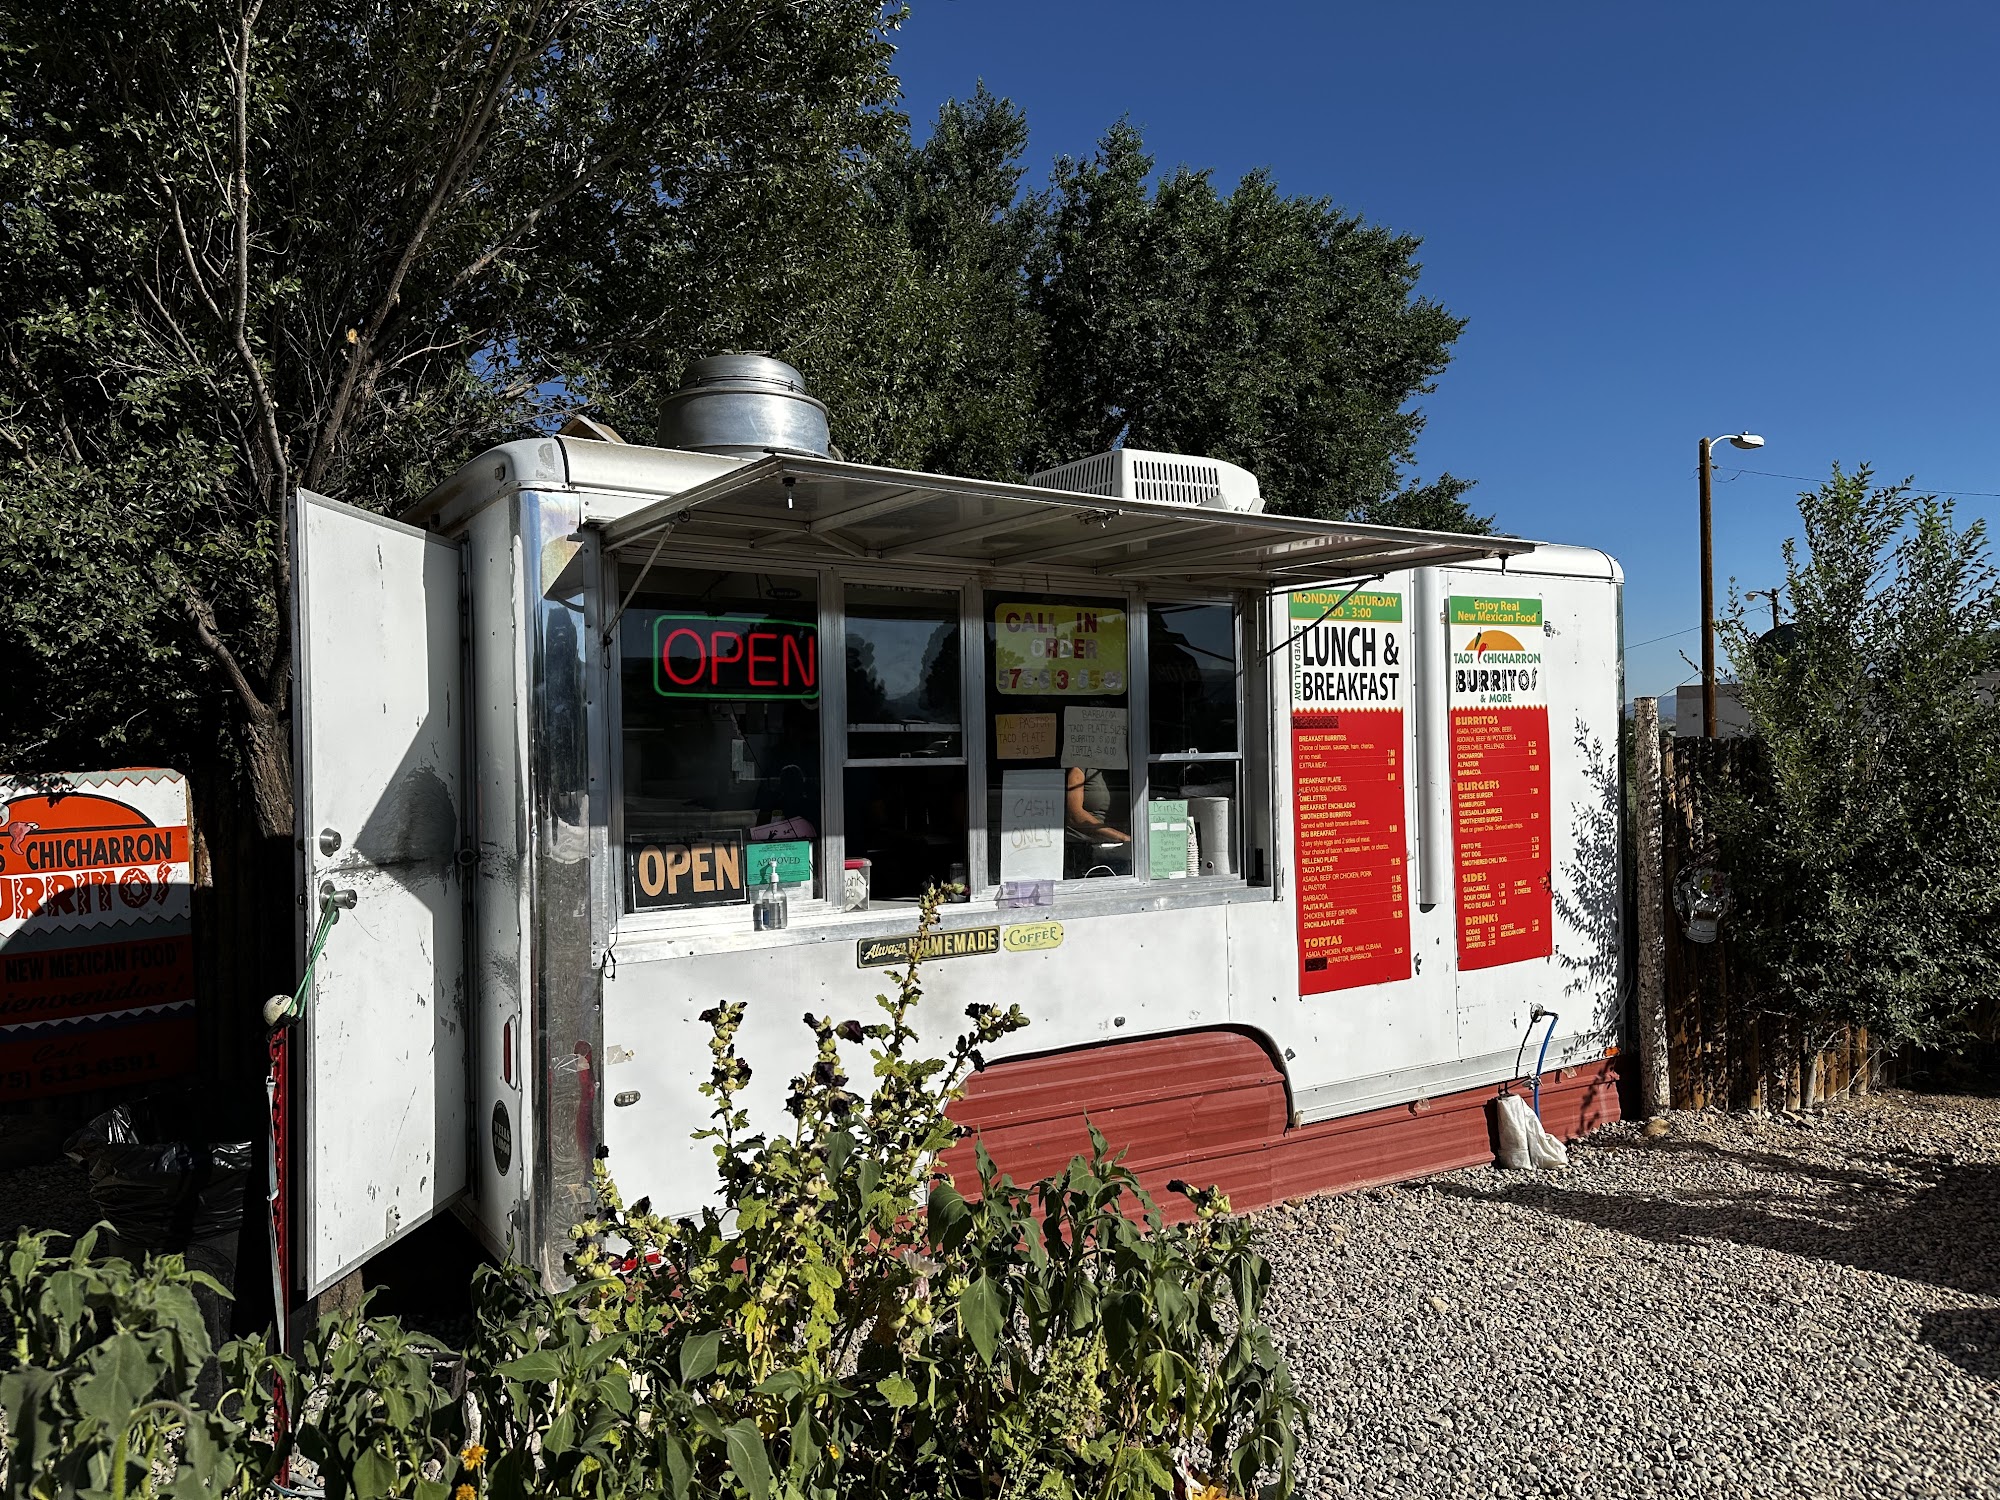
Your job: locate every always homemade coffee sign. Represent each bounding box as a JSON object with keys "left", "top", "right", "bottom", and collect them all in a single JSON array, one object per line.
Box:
[{"left": 856, "top": 925, "right": 1001, "bottom": 968}]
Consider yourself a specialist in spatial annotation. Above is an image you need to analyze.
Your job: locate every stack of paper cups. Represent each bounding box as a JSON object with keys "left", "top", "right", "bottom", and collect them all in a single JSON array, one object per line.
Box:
[{"left": 1188, "top": 797, "right": 1234, "bottom": 876}]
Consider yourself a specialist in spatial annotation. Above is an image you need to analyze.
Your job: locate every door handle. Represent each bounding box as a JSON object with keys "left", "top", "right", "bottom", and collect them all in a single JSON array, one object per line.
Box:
[{"left": 318, "top": 880, "right": 357, "bottom": 910}]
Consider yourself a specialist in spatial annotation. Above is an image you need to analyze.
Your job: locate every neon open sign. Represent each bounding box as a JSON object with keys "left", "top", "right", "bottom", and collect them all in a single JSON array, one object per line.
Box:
[{"left": 652, "top": 613, "right": 820, "bottom": 701}]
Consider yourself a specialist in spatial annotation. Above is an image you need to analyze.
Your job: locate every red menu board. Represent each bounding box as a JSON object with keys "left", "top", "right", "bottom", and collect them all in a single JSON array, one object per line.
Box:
[
  {"left": 1448, "top": 596, "right": 1552, "bottom": 969},
  {"left": 1289, "top": 588, "right": 1410, "bottom": 993}
]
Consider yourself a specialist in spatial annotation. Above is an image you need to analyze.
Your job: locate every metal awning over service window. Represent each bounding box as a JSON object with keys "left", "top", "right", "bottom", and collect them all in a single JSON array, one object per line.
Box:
[{"left": 598, "top": 453, "right": 1535, "bottom": 588}]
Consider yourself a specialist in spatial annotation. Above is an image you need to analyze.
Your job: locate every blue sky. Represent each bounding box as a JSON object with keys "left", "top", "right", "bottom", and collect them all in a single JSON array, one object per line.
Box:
[{"left": 888, "top": 2, "right": 2000, "bottom": 701}]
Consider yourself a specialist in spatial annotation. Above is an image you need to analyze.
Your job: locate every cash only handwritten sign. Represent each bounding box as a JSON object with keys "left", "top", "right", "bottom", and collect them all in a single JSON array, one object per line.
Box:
[
  {"left": 0, "top": 770, "right": 197, "bottom": 1101},
  {"left": 1287, "top": 588, "right": 1411, "bottom": 994}
]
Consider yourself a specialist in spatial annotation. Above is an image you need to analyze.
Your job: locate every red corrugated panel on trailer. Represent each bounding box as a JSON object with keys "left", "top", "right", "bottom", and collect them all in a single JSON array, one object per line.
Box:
[{"left": 945, "top": 1033, "right": 1624, "bottom": 1220}]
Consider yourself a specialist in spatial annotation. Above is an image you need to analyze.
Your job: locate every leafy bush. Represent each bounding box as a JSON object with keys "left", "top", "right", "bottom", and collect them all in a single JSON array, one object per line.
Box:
[
  {"left": 3, "top": 893, "right": 1305, "bottom": 1499},
  {"left": 1711, "top": 465, "right": 2000, "bottom": 1054},
  {"left": 0, "top": 1227, "right": 294, "bottom": 1498}
]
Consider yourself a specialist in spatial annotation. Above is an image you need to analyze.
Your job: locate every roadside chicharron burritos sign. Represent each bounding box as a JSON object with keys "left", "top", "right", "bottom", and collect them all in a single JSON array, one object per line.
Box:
[{"left": 0, "top": 770, "right": 197, "bottom": 1100}]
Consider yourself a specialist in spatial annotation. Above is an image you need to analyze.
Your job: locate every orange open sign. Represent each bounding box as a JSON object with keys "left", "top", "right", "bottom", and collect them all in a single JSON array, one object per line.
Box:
[{"left": 626, "top": 833, "right": 748, "bottom": 908}]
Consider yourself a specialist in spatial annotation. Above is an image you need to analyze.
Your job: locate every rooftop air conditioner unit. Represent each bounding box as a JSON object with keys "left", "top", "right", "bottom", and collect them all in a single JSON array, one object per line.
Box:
[{"left": 1029, "top": 448, "right": 1264, "bottom": 513}]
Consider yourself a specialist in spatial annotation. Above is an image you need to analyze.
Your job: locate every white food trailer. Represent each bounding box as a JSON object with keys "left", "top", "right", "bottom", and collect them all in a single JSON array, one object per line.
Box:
[{"left": 280, "top": 357, "right": 1626, "bottom": 1315}]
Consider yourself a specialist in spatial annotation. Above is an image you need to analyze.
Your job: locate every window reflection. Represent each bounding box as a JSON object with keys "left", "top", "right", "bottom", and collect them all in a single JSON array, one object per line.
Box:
[
  {"left": 1149, "top": 602, "right": 1238, "bottom": 755},
  {"left": 619, "top": 568, "right": 822, "bottom": 911},
  {"left": 1148, "top": 600, "right": 1241, "bottom": 878},
  {"left": 843, "top": 586, "right": 969, "bottom": 900}
]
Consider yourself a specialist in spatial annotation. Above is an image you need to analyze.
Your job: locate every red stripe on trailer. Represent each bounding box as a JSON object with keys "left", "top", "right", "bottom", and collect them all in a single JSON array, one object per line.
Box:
[{"left": 942, "top": 1031, "right": 1623, "bottom": 1219}]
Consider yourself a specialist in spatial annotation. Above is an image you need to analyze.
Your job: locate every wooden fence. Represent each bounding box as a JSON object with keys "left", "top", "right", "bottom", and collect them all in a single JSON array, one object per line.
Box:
[{"left": 1655, "top": 733, "right": 1872, "bottom": 1111}]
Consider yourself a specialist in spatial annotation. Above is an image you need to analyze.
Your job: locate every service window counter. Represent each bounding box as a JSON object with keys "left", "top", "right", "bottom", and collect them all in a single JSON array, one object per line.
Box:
[{"left": 283, "top": 435, "right": 1623, "bottom": 1304}]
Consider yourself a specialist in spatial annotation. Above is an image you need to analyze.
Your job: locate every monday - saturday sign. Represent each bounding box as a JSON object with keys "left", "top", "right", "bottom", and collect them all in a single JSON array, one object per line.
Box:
[{"left": 1289, "top": 587, "right": 1405, "bottom": 710}]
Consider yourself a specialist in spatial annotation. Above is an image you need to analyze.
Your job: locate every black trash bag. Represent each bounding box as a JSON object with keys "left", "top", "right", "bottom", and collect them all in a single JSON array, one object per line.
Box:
[
  {"left": 64, "top": 1095, "right": 253, "bottom": 1364},
  {"left": 64, "top": 1100, "right": 251, "bottom": 1251}
]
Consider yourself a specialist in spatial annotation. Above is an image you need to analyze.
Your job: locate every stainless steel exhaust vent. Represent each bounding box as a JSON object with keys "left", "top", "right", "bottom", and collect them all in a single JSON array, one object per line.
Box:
[{"left": 657, "top": 353, "right": 831, "bottom": 458}]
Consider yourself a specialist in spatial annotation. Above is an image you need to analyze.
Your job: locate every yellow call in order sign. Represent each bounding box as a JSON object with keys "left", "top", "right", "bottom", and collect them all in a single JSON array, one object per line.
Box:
[{"left": 993, "top": 603, "right": 1127, "bottom": 695}]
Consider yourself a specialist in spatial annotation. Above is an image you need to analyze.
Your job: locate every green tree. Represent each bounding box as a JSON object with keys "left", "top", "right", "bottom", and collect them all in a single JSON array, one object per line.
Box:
[
  {"left": 1024, "top": 122, "right": 1482, "bottom": 529},
  {"left": 599, "top": 101, "right": 1484, "bottom": 526},
  {"left": 2, "top": 25, "right": 1480, "bottom": 846},
  {"left": 844, "top": 84, "right": 1043, "bottom": 480},
  {"left": 0, "top": 0, "right": 902, "bottom": 834},
  {"left": 589, "top": 85, "right": 1047, "bottom": 481},
  {"left": 1711, "top": 464, "right": 2000, "bottom": 1060}
]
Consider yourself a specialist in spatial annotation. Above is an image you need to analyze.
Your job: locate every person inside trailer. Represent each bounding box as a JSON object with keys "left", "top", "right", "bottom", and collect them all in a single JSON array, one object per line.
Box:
[{"left": 1063, "top": 765, "right": 1130, "bottom": 874}]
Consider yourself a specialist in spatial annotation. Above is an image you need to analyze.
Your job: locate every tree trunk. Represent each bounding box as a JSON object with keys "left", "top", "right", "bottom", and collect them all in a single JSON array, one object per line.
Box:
[
  {"left": 1746, "top": 1014, "right": 1764, "bottom": 1112},
  {"left": 1632, "top": 698, "right": 1672, "bottom": 1115},
  {"left": 241, "top": 704, "right": 295, "bottom": 841},
  {"left": 1782, "top": 1016, "right": 1802, "bottom": 1109}
]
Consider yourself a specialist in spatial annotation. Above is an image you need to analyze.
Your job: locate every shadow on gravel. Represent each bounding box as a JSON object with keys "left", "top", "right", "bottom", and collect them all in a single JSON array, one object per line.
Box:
[
  {"left": 1433, "top": 1154, "right": 2000, "bottom": 1302},
  {"left": 1642, "top": 1135, "right": 1954, "bottom": 1195},
  {"left": 1918, "top": 1307, "right": 2000, "bottom": 1381}
]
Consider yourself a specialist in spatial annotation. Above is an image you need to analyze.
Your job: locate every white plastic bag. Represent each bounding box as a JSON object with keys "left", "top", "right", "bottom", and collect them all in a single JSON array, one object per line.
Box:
[{"left": 1496, "top": 1093, "right": 1570, "bottom": 1171}]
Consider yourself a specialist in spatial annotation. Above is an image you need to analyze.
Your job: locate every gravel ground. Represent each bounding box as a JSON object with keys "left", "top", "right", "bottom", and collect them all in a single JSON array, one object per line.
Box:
[
  {"left": 1259, "top": 1090, "right": 2000, "bottom": 1500},
  {"left": 2, "top": 1157, "right": 97, "bottom": 1243},
  {"left": 11, "top": 1090, "right": 1999, "bottom": 1497}
]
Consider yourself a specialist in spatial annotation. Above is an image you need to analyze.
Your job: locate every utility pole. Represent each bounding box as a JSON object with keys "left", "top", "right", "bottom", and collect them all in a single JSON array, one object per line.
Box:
[
  {"left": 1699, "top": 438, "right": 1717, "bottom": 739},
  {"left": 1696, "top": 431, "right": 1766, "bottom": 739}
]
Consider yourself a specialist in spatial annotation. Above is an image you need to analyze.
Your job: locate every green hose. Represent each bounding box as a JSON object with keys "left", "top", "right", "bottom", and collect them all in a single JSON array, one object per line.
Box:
[{"left": 266, "top": 894, "right": 341, "bottom": 1028}]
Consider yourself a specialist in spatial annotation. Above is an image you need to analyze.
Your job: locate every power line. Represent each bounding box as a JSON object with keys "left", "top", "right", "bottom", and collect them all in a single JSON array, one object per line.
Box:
[
  {"left": 1623, "top": 624, "right": 1698, "bottom": 655},
  {"left": 1710, "top": 465, "right": 2000, "bottom": 498}
]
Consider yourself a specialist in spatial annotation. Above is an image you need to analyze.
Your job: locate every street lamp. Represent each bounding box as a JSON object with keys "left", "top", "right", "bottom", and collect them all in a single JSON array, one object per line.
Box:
[
  {"left": 1745, "top": 587, "right": 1782, "bottom": 634},
  {"left": 1698, "top": 431, "right": 1765, "bottom": 738}
]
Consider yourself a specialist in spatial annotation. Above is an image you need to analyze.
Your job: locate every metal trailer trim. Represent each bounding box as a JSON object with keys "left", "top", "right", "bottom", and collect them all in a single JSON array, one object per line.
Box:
[
  {"left": 523, "top": 488, "right": 602, "bottom": 1285},
  {"left": 286, "top": 489, "right": 317, "bottom": 1327},
  {"left": 1289, "top": 1036, "right": 1619, "bottom": 1124},
  {"left": 598, "top": 454, "right": 1532, "bottom": 585}
]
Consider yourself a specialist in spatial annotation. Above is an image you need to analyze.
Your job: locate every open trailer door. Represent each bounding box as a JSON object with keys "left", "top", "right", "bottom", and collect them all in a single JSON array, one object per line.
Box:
[{"left": 291, "top": 488, "right": 469, "bottom": 1297}]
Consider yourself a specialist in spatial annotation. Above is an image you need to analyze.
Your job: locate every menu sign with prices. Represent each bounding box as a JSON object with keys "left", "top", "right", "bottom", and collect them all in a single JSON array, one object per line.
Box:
[
  {"left": 1287, "top": 588, "right": 1411, "bottom": 993},
  {"left": 1447, "top": 595, "right": 1553, "bottom": 969},
  {"left": 0, "top": 770, "right": 196, "bottom": 1100}
]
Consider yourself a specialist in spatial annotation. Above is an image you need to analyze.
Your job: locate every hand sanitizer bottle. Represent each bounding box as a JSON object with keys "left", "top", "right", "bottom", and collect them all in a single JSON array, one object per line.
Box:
[{"left": 752, "top": 859, "right": 788, "bottom": 931}]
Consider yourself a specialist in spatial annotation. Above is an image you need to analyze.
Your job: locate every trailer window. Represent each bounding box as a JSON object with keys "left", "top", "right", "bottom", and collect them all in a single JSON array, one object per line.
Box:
[
  {"left": 617, "top": 567, "right": 823, "bottom": 911},
  {"left": 842, "top": 585, "right": 968, "bottom": 900},
  {"left": 984, "top": 592, "right": 1132, "bottom": 883},
  {"left": 1148, "top": 601, "right": 1241, "bottom": 878}
]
